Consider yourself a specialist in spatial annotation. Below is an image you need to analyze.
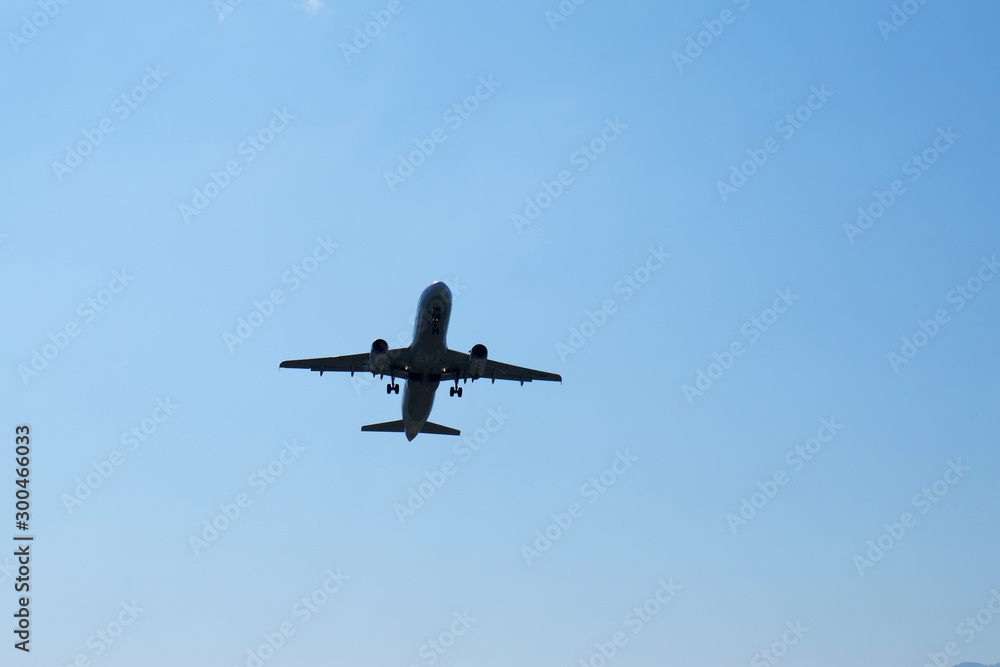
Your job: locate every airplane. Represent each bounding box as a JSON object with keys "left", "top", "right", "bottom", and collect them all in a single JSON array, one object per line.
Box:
[{"left": 279, "top": 281, "right": 562, "bottom": 440}]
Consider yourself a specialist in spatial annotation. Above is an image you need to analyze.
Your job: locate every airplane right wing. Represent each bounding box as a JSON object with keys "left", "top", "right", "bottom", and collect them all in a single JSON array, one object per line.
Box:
[{"left": 279, "top": 349, "right": 410, "bottom": 377}]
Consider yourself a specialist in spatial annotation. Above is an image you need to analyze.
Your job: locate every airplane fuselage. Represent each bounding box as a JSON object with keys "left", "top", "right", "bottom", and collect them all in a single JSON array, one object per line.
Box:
[{"left": 401, "top": 281, "right": 452, "bottom": 440}]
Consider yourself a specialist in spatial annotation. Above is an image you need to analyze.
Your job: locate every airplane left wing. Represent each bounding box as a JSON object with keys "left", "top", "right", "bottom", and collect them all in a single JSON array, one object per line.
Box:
[
  {"left": 441, "top": 349, "right": 561, "bottom": 384},
  {"left": 279, "top": 349, "right": 410, "bottom": 377}
]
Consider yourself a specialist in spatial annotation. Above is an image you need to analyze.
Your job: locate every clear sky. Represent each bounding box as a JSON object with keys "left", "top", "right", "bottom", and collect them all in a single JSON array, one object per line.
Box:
[{"left": 3, "top": 1, "right": 1000, "bottom": 666}]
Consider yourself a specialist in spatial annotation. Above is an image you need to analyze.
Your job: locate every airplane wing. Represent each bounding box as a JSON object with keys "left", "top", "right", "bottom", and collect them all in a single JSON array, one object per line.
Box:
[
  {"left": 441, "top": 349, "right": 562, "bottom": 384},
  {"left": 279, "top": 349, "right": 411, "bottom": 377}
]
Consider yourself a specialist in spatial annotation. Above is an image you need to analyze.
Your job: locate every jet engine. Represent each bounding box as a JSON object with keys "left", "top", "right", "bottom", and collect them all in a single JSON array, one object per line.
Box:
[
  {"left": 369, "top": 339, "right": 390, "bottom": 374},
  {"left": 468, "top": 344, "right": 488, "bottom": 378}
]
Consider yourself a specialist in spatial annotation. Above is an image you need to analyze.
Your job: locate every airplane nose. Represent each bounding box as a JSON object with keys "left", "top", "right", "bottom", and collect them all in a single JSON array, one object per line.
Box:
[{"left": 424, "top": 281, "right": 452, "bottom": 304}]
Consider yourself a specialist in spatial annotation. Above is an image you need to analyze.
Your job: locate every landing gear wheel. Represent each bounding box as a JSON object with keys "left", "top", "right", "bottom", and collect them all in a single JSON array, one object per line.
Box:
[
  {"left": 457, "top": 387, "right": 463, "bottom": 398},
  {"left": 386, "top": 383, "right": 393, "bottom": 394},
  {"left": 394, "top": 383, "right": 400, "bottom": 394}
]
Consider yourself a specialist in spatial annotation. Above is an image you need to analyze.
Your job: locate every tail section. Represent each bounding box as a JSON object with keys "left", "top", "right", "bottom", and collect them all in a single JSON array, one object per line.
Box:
[{"left": 360, "top": 420, "right": 460, "bottom": 437}]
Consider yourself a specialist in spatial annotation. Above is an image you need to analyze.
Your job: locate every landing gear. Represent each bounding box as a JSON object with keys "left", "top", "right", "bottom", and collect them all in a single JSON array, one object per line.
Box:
[
  {"left": 386, "top": 382, "right": 399, "bottom": 394},
  {"left": 449, "top": 386, "right": 463, "bottom": 398}
]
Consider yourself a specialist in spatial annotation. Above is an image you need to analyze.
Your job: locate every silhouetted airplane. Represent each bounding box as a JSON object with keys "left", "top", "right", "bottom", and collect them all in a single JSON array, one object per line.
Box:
[{"left": 279, "top": 282, "right": 561, "bottom": 440}]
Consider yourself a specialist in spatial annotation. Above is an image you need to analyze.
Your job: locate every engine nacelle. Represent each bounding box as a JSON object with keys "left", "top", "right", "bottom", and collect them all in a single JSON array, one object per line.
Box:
[
  {"left": 369, "top": 338, "right": 390, "bottom": 375},
  {"left": 468, "top": 344, "right": 488, "bottom": 378}
]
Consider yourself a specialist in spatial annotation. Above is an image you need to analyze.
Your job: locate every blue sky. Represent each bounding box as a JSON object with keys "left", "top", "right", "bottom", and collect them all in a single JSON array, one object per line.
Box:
[{"left": 3, "top": 0, "right": 1000, "bottom": 665}]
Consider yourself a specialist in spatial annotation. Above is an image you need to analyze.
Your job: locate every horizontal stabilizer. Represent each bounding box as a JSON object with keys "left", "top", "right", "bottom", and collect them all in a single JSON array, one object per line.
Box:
[
  {"left": 361, "top": 420, "right": 405, "bottom": 433},
  {"left": 360, "top": 420, "right": 460, "bottom": 436},
  {"left": 420, "top": 421, "right": 460, "bottom": 436}
]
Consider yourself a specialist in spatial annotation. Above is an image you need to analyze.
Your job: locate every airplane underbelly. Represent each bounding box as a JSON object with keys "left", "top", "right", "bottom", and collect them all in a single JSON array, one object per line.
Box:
[{"left": 402, "top": 378, "right": 438, "bottom": 424}]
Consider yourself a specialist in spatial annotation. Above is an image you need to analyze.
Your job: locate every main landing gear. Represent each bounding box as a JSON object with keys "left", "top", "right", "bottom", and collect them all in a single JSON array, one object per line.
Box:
[
  {"left": 381, "top": 371, "right": 400, "bottom": 394},
  {"left": 449, "top": 378, "right": 463, "bottom": 398}
]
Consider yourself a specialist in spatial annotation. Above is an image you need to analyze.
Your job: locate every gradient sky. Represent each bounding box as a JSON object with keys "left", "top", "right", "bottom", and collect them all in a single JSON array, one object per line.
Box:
[{"left": 3, "top": 1, "right": 1000, "bottom": 666}]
